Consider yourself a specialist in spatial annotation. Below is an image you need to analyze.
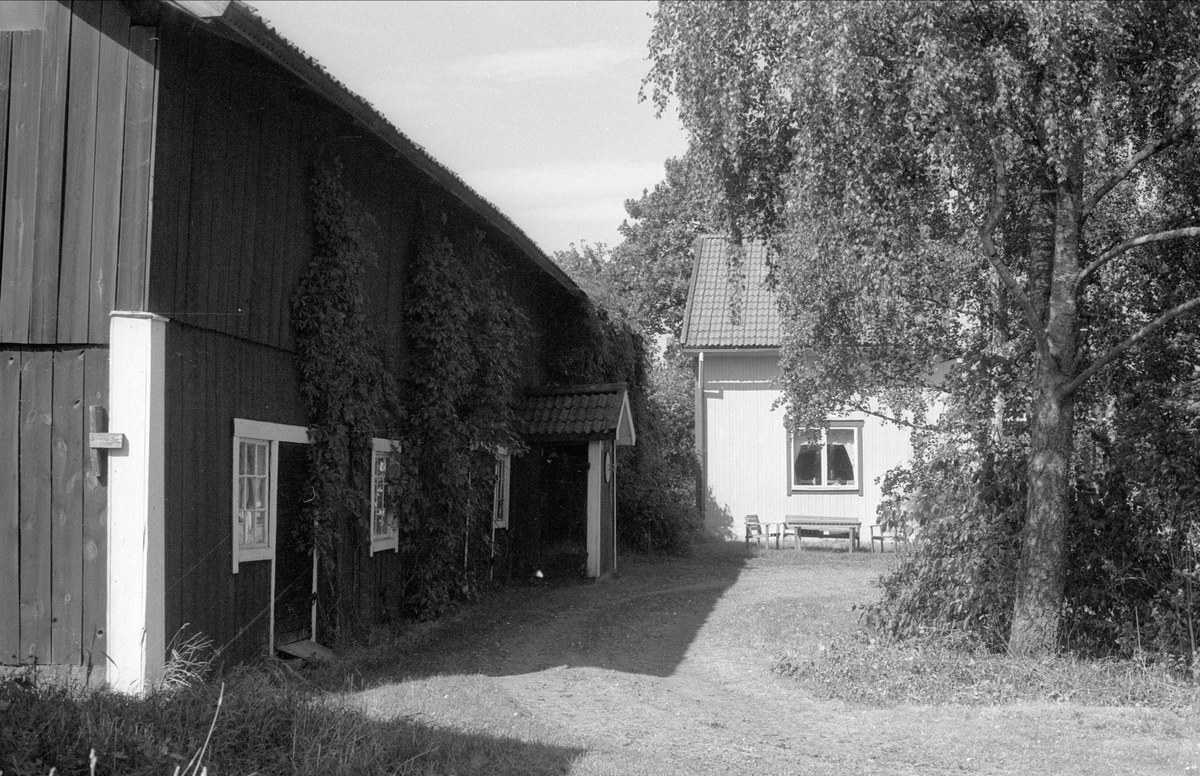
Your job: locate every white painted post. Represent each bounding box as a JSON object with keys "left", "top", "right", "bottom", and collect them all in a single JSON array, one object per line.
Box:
[
  {"left": 586, "top": 441, "right": 601, "bottom": 578},
  {"left": 106, "top": 312, "right": 167, "bottom": 694}
]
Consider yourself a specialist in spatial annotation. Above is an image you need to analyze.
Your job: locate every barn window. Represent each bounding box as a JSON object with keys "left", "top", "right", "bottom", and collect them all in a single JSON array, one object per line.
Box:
[
  {"left": 370, "top": 438, "right": 399, "bottom": 555},
  {"left": 789, "top": 422, "right": 863, "bottom": 493},
  {"left": 493, "top": 448, "right": 511, "bottom": 529},
  {"left": 231, "top": 419, "right": 309, "bottom": 573},
  {"left": 237, "top": 439, "right": 272, "bottom": 551}
]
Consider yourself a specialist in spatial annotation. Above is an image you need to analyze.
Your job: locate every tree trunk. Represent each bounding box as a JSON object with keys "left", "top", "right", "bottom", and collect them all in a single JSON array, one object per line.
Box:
[
  {"left": 1009, "top": 151, "right": 1083, "bottom": 656},
  {"left": 1009, "top": 369, "right": 1073, "bottom": 654}
]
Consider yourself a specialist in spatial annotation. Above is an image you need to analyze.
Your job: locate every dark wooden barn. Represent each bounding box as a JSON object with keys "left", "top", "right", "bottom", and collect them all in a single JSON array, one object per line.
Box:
[{"left": 0, "top": 0, "right": 633, "bottom": 692}]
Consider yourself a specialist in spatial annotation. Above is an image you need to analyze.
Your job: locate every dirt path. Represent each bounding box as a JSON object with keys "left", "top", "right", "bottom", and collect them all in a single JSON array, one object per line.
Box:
[{"left": 347, "top": 543, "right": 1199, "bottom": 775}]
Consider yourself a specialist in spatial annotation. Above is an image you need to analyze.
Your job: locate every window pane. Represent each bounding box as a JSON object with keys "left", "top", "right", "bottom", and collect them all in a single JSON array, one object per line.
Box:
[
  {"left": 236, "top": 439, "right": 271, "bottom": 550},
  {"left": 793, "top": 429, "right": 822, "bottom": 486},
  {"left": 371, "top": 451, "right": 395, "bottom": 541},
  {"left": 826, "top": 428, "right": 856, "bottom": 485}
]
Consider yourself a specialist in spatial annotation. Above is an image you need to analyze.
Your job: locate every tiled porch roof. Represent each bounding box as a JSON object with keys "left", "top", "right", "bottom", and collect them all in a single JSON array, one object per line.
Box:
[{"left": 517, "top": 383, "right": 636, "bottom": 445}]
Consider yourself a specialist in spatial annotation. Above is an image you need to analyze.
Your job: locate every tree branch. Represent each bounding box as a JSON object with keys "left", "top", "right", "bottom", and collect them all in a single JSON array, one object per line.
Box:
[
  {"left": 856, "top": 406, "right": 941, "bottom": 432},
  {"left": 1059, "top": 296, "right": 1200, "bottom": 398},
  {"left": 1075, "top": 227, "right": 1200, "bottom": 291},
  {"left": 978, "top": 140, "right": 1052, "bottom": 364},
  {"left": 1082, "top": 117, "right": 1192, "bottom": 223}
]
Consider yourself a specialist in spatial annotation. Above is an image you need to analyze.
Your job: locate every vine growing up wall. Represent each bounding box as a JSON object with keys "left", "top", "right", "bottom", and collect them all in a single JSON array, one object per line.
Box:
[
  {"left": 292, "top": 162, "right": 400, "bottom": 638},
  {"left": 398, "top": 202, "right": 529, "bottom": 617}
]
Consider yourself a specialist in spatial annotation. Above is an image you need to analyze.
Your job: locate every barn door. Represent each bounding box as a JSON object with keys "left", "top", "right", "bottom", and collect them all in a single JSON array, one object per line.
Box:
[
  {"left": 1, "top": 349, "right": 107, "bottom": 669},
  {"left": 272, "top": 441, "right": 313, "bottom": 647}
]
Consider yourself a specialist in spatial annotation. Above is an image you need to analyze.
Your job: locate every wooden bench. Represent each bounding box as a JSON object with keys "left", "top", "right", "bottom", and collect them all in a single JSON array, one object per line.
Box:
[{"left": 783, "top": 515, "right": 861, "bottom": 552}]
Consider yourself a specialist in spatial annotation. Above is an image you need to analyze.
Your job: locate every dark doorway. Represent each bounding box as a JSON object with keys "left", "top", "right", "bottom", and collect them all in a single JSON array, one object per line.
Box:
[
  {"left": 540, "top": 443, "right": 588, "bottom": 578},
  {"left": 273, "top": 441, "right": 313, "bottom": 646}
]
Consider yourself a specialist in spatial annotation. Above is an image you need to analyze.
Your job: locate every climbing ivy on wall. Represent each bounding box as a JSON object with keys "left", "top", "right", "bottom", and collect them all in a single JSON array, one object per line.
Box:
[
  {"left": 294, "top": 164, "right": 673, "bottom": 632},
  {"left": 396, "top": 202, "right": 530, "bottom": 617},
  {"left": 292, "top": 162, "right": 401, "bottom": 638}
]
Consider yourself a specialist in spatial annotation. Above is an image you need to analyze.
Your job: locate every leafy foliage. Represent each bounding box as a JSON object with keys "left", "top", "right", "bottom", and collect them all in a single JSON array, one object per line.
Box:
[
  {"left": 612, "top": 150, "right": 721, "bottom": 338},
  {"left": 294, "top": 167, "right": 532, "bottom": 628},
  {"left": 293, "top": 162, "right": 400, "bottom": 638},
  {"left": 646, "top": 0, "right": 1200, "bottom": 655},
  {"left": 398, "top": 203, "right": 530, "bottom": 618},
  {"left": 542, "top": 286, "right": 700, "bottom": 554}
]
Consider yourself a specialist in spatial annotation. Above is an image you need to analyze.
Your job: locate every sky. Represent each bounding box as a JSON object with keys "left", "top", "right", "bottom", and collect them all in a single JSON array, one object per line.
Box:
[{"left": 251, "top": 0, "right": 689, "bottom": 255}]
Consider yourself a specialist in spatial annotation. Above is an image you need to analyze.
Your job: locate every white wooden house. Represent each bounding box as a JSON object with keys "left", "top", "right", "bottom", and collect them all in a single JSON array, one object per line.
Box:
[{"left": 680, "top": 236, "right": 912, "bottom": 545}]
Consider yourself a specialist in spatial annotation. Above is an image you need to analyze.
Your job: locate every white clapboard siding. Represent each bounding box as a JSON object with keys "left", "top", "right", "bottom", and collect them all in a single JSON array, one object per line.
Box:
[{"left": 701, "top": 352, "right": 912, "bottom": 543}]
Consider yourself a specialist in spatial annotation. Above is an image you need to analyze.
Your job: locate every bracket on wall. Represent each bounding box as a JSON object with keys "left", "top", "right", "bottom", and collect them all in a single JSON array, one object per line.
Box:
[{"left": 88, "top": 406, "right": 123, "bottom": 485}]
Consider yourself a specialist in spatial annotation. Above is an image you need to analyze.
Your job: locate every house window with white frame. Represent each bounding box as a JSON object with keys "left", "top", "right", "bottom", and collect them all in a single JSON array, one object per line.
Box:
[
  {"left": 493, "top": 448, "right": 511, "bottom": 529},
  {"left": 370, "top": 438, "right": 399, "bottom": 554},
  {"left": 231, "top": 419, "right": 309, "bottom": 572},
  {"left": 236, "top": 438, "right": 271, "bottom": 551},
  {"left": 790, "top": 422, "right": 863, "bottom": 492}
]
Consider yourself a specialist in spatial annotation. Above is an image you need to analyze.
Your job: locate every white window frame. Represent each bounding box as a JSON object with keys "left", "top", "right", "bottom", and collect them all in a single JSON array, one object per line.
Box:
[
  {"left": 231, "top": 419, "right": 309, "bottom": 573},
  {"left": 370, "top": 438, "right": 400, "bottom": 555},
  {"left": 788, "top": 421, "right": 864, "bottom": 494},
  {"left": 492, "top": 447, "right": 511, "bottom": 530}
]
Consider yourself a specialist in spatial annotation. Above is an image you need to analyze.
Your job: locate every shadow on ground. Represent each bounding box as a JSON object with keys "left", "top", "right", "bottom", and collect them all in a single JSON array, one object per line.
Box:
[
  {"left": 334, "top": 540, "right": 753, "bottom": 686},
  {"left": 0, "top": 673, "right": 587, "bottom": 776}
]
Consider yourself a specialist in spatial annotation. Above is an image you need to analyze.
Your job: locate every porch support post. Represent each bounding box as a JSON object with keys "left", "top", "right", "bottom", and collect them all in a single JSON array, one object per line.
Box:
[
  {"left": 106, "top": 312, "right": 167, "bottom": 694},
  {"left": 586, "top": 440, "right": 601, "bottom": 578}
]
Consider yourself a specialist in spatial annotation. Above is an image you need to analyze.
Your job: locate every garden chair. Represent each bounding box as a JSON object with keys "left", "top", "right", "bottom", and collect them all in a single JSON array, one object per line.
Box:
[
  {"left": 870, "top": 520, "right": 909, "bottom": 552},
  {"left": 744, "top": 515, "right": 765, "bottom": 547}
]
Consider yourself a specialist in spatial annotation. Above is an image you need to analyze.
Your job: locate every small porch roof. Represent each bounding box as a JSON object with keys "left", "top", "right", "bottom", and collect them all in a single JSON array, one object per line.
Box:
[{"left": 517, "top": 383, "right": 636, "bottom": 446}]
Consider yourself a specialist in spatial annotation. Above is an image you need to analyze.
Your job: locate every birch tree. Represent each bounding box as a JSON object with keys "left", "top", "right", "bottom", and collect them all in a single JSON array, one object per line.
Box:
[{"left": 645, "top": 0, "right": 1200, "bottom": 655}]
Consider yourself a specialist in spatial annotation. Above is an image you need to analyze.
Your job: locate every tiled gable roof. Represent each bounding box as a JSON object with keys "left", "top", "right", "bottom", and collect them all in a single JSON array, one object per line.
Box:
[
  {"left": 681, "top": 236, "right": 780, "bottom": 350},
  {"left": 517, "top": 384, "right": 636, "bottom": 445}
]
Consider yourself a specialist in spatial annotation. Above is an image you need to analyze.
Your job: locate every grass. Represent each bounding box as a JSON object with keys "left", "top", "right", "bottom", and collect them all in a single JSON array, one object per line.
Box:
[
  {"left": 0, "top": 662, "right": 582, "bottom": 776},
  {"left": 780, "top": 630, "right": 1200, "bottom": 709}
]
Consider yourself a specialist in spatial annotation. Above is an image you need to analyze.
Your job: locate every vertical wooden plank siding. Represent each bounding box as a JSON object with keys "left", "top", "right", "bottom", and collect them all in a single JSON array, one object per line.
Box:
[
  {"left": 251, "top": 105, "right": 284, "bottom": 346},
  {"left": 18, "top": 351, "right": 52, "bottom": 662},
  {"left": 57, "top": 0, "right": 102, "bottom": 342},
  {"left": 181, "top": 50, "right": 216, "bottom": 333},
  {"left": 86, "top": 0, "right": 130, "bottom": 343},
  {"left": 50, "top": 349, "right": 84, "bottom": 664},
  {"left": 28, "top": 2, "right": 69, "bottom": 343},
  {"left": 277, "top": 116, "right": 307, "bottom": 350},
  {"left": 207, "top": 61, "right": 235, "bottom": 338},
  {"left": 0, "top": 352, "right": 20, "bottom": 663},
  {"left": 114, "top": 26, "right": 158, "bottom": 312},
  {"left": 81, "top": 347, "right": 108, "bottom": 667},
  {"left": 170, "top": 28, "right": 202, "bottom": 322},
  {"left": 700, "top": 353, "right": 913, "bottom": 541},
  {"left": 145, "top": 16, "right": 187, "bottom": 315},
  {"left": 232, "top": 79, "right": 260, "bottom": 341},
  {"left": 0, "top": 31, "right": 44, "bottom": 343},
  {"left": 0, "top": 35, "right": 11, "bottom": 257}
]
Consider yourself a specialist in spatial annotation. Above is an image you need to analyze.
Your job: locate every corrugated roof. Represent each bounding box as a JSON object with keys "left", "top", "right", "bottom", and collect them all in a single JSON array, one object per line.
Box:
[
  {"left": 184, "top": 1, "right": 584, "bottom": 300},
  {"left": 681, "top": 236, "right": 780, "bottom": 350},
  {"left": 517, "top": 384, "right": 635, "bottom": 445}
]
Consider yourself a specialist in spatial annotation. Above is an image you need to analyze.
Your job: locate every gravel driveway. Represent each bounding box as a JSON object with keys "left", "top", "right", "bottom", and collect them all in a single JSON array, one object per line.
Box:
[{"left": 347, "top": 542, "right": 1199, "bottom": 775}]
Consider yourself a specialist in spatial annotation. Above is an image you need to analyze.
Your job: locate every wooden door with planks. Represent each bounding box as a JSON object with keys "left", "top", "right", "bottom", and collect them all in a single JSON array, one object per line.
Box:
[{"left": 1, "top": 348, "right": 108, "bottom": 669}]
